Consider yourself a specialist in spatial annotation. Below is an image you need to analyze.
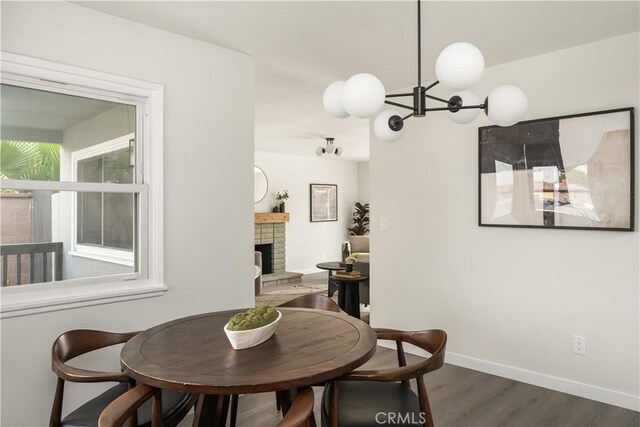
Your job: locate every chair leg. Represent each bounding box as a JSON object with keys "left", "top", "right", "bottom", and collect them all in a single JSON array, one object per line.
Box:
[
  {"left": 49, "top": 378, "right": 64, "bottom": 427},
  {"left": 275, "top": 391, "right": 282, "bottom": 410},
  {"left": 416, "top": 376, "right": 434, "bottom": 427},
  {"left": 151, "top": 390, "right": 163, "bottom": 427},
  {"left": 329, "top": 381, "right": 339, "bottom": 427}
]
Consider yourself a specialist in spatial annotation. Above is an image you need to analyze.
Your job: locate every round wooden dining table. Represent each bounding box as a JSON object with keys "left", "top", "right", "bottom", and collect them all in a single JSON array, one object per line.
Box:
[{"left": 120, "top": 307, "right": 377, "bottom": 426}]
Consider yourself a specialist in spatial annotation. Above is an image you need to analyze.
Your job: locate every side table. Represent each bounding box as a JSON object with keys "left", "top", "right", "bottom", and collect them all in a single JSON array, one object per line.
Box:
[
  {"left": 316, "top": 261, "right": 346, "bottom": 297},
  {"left": 331, "top": 274, "right": 369, "bottom": 318}
]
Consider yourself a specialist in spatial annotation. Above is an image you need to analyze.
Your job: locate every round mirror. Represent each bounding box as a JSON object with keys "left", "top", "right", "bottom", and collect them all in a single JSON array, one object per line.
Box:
[{"left": 254, "top": 165, "right": 268, "bottom": 204}]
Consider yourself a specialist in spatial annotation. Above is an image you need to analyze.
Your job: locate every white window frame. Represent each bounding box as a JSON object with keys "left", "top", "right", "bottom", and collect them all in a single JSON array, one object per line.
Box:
[
  {"left": 0, "top": 52, "right": 165, "bottom": 318},
  {"left": 70, "top": 133, "right": 136, "bottom": 267}
]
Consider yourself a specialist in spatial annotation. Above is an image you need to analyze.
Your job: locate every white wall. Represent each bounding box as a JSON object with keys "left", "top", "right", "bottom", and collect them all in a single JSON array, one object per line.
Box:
[
  {"left": 1, "top": 3, "right": 255, "bottom": 426},
  {"left": 371, "top": 33, "right": 639, "bottom": 409},
  {"left": 357, "top": 161, "right": 370, "bottom": 204},
  {"left": 255, "top": 151, "right": 358, "bottom": 273}
]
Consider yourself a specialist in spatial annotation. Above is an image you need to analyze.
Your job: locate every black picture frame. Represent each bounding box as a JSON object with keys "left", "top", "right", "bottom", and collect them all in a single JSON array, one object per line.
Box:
[
  {"left": 310, "top": 184, "right": 338, "bottom": 222},
  {"left": 478, "top": 107, "right": 635, "bottom": 231}
]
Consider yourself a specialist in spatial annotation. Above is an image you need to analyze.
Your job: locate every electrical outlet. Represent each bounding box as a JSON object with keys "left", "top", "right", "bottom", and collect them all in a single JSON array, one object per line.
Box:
[
  {"left": 573, "top": 335, "right": 586, "bottom": 356},
  {"left": 380, "top": 217, "right": 388, "bottom": 232}
]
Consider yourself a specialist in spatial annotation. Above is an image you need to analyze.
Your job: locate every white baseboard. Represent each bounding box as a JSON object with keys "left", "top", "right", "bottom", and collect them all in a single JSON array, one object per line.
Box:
[{"left": 378, "top": 342, "right": 639, "bottom": 411}]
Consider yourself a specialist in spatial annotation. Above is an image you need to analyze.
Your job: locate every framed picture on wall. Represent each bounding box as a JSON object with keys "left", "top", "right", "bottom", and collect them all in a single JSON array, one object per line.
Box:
[
  {"left": 310, "top": 184, "right": 338, "bottom": 222},
  {"left": 479, "top": 107, "right": 634, "bottom": 231}
]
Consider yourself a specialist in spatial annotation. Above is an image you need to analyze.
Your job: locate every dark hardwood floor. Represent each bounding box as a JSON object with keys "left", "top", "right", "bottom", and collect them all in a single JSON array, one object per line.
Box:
[{"left": 178, "top": 347, "right": 639, "bottom": 426}]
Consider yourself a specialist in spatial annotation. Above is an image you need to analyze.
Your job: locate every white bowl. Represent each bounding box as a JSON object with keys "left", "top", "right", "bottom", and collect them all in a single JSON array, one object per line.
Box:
[{"left": 224, "top": 310, "right": 282, "bottom": 350}]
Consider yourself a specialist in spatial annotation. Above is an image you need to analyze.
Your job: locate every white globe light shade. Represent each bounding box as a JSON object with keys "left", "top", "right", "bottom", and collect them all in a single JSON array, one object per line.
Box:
[
  {"left": 373, "top": 110, "right": 406, "bottom": 143},
  {"left": 449, "top": 91, "right": 481, "bottom": 124},
  {"left": 435, "top": 42, "right": 485, "bottom": 91},
  {"left": 315, "top": 147, "right": 325, "bottom": 156},
  {"left": 486, "top": 85, "right": 528, "bottom": 127},
  {"left": 325, "top": 144, "right": 336, "bottom": 155},
  {"left": 323, "top": 81, "right": 349, "bottom": 118},
  {"left": 342, "top": 73, "right": 386, "bottom": 118},
  {"left": 334, "top": 147, "right": 344, "bottom": 156}
]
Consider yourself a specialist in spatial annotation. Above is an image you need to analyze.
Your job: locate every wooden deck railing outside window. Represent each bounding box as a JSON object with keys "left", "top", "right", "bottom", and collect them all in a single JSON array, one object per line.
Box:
[{"left": 0, "top": 242, "right": 63, "bottom": 286}]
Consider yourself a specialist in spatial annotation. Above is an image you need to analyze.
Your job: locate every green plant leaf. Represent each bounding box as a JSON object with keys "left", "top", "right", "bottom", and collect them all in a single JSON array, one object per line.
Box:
[
  {"left": 0, "top": 140, "right": 60, "bottom": 182},
  {"left": 348, "top": 201, "right": 370, "bottom": 236}
]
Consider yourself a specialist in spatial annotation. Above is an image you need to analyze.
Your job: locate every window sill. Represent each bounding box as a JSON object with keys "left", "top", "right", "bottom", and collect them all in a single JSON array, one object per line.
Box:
[
  {"left": 69, "top": 249, "right": 135, "bottom": 267},
  {"left": 1, "top": 280, "right": 167, "bottom": 318}
]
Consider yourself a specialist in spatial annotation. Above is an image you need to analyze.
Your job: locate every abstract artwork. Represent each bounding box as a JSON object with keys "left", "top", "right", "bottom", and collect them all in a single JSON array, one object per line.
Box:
[
  {"left": 479, "top": 108, "right": 634, "bottom": 231},
  {"left": 310, "top": 184, "right": 338, "bottom": 222}
]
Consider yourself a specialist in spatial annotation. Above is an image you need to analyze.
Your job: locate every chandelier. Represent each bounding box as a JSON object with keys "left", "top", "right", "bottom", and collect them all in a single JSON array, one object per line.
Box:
[
  {"left": 322, "top": 0, "right": 528, "bottom": 142},
  {"left": 316, "top": 137, "right": 343, "bottom": 156}
]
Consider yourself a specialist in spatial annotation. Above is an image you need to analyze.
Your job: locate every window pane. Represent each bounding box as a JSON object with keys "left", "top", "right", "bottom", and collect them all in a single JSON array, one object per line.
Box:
[
  {"left": 77, "top": 192, "right": 102, "bottom": 246},
  {"left": 76, "top": 147, "right": 134, "bottom": 250},
  {"left": 103, "top": 147, "right": 133, "bottom": 184},
  {"left": 79, "top": 157, "right": 103, "bottom": 183},
  {"left": 103, "top": 193, "right": 134, "bottom": 250},
  {"left": 1, "top": 189, "right": 136, "bottom": 286},
  {"left": 0, "top": 84, "right": 136, "bottom": 183}
]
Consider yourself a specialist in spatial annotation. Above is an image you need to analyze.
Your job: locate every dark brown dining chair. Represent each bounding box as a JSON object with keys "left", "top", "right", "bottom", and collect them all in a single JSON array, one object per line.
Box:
[
  {"left": 277, "top": 387, "right": 317, "bottom": 427},
  {"left": 100, "top": 385, "right": 316, "bottom": 427},
  {"left": 98, "top": 384, "right": 163, "bottom": 427},
  {"left": 50, "top": 329, "right": 195, "bottom": 427},
  {"left": 321, "top": 329, "right": 447, "bottom": 427}
]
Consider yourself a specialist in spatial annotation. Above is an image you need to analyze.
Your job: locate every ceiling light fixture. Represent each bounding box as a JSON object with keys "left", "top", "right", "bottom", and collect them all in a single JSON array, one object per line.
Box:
[
  {"left": 323, "top": 0, "right": 528, "bottom": 142},
  {"left": 316, "top": 137, "right": 343, "bottom": 156}
]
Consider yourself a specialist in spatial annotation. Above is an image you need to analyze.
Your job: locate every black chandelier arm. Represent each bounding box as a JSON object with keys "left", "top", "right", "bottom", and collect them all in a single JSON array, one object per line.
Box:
[
  {"left": 385, "top": 92, "right": 414, "bottom": 98},
  {"left": 384, "top": 100, "right": 415, "bottom": 111},
  {"left": 423, "top": 80, "right": 439, "bottom": 92},
  {"left": 423, "top": 104, "right": 485, "bottom": 112},
  {"left": 456, "top": 104, "right": 486, "bottom": 110},
  {"left": 401, "top": 113, "right": 414, "bottom": 121},
  {"left": 425, "top": 93, "right": 450, "bottom": 104}
]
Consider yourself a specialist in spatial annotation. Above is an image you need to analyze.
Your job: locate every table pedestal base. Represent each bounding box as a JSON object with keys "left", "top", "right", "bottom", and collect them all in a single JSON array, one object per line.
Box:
[
  {"left": 336, "top": 281, "right": 361, "bottom": 319},
  {"left": 193, "top": 394, "right": 230, "bottom": 427}
]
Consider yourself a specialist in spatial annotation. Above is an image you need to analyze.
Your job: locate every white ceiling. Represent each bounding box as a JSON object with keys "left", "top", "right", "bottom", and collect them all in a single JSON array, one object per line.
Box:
[{"left": 78, "top": 1, "right": 639, "bottom": 162}]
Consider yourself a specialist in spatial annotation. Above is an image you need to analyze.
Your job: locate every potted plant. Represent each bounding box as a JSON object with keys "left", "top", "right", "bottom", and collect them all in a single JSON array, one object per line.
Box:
[
  {"left": 348, "top": 202, "right": 370, "bottom": 235},
  {"left": 276, "top": 190, "right": 289, "bottom": 213}
]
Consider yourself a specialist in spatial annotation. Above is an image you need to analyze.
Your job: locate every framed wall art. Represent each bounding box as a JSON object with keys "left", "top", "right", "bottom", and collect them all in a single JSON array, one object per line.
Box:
[
  {"left": 310, "top": 184, "right": 338, "bottom": 222},
  {"left": 479, "top": 108, "right": 634, "bottom": 231}
]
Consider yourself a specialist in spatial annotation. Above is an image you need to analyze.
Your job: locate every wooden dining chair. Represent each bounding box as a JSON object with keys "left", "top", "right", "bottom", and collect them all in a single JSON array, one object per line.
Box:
[
  {"left": 277, "top": 387, "right": 317, "bottom": 427},
  {"left": 320, "top": 329, "right": 447, "bottom": 427},
  {"left": 99, "top": 384, "right": 163, "bottom": 427},
  {"left": 100, "top": 385, "right": 316, "bottom": 427},
  {"left": 50, "top": 329, "right": 195, "bottom": 427}
]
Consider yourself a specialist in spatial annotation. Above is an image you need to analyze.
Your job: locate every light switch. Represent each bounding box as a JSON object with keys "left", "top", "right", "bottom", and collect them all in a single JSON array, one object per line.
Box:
[{"left": 379, "top": 217, "right": 388, "bottom": 231}]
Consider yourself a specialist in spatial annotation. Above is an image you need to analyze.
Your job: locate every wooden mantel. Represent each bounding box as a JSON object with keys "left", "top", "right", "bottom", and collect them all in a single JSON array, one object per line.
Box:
[{"left": 255, "top": 212, "right": 290, "bottom": 224}]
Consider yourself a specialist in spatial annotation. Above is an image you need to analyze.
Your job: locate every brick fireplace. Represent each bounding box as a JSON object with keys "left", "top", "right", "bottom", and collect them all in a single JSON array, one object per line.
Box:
[
  {"left": 254, "top": 213, "right": 301, "bottom": 285},
  {"left": 254, "top": 223, "right": 284, "bottom": 273}
]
